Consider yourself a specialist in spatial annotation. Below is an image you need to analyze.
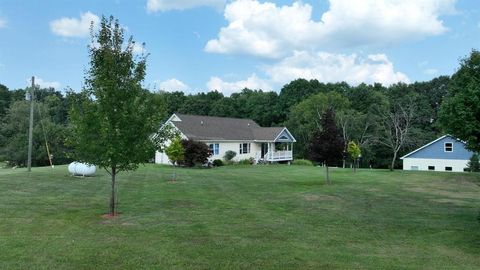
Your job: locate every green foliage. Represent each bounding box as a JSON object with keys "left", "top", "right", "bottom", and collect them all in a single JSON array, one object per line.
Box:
[
  {"left": 223, "top": 150, "right": 237, "bottom": 161},
  {"left": 152, "top": 124, "right": 180, "bottom": 153},
  {"left": 468, "top": 154, "right": 480, "bottom": 172},
  {"left": 0, "top": 100, "right": 71, "bottom": 167},
  {"left": 347, "top": 141, "right": 361, "bottom": 160},
  {"left": 69, "top": 16, "right": 155, "bottom": 172},
  {"left": 286, "top": 91, "right": 350, "bottom": 158},
  {"left": 238, "top": 158, "right": 254, "bottom": 165},
  {"left": 292, "top": 159, "right": 313, "bottom": 166},
  {"left": 165, "top": 136, "right": 184, "bottom": 166},
  {"left": 212, "top": 159, "right": 224, "bottom": 167},
  {"left": 439, "top": 50, "right": 480, "bottom": 152},
  {"left": 68, "top": 16, "right": 156, "bottom": 214},
  {"left": 0, "top": 84, "right": 11, "bottom": 117},
  {"left": 180, "top": 139, "right": 211, "bottom": 167}
]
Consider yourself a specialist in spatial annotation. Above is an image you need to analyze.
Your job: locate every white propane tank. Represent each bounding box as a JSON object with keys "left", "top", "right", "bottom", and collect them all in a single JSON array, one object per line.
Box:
[{"left": 68, "top": 162, "right": 96, "bottom": 177}]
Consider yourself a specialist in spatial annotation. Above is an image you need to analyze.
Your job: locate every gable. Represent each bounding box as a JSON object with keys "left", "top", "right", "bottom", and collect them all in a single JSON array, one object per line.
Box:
[
  {"left": 402, "top": 135, "right": 473, "bottom": 160},
  {"left": 274, "top": 128, "right": 296, "bottom": 142}
]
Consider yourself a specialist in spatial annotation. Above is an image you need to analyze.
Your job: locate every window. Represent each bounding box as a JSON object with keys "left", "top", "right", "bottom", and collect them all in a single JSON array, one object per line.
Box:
[
  {"left": 445, "top": 167, "right": 452, "bottom": 171},
  {"left": 444, "top": 142, "right": 453, "bottom": 152},
  {"left": 239, "top": 143, "right": 250, "bottom": 154},
  {"left": 428, "top": 166, "right": 435, "bottom": 171},
  {"left": 209, "top": 143, "right": 219, "bottom": 155}
]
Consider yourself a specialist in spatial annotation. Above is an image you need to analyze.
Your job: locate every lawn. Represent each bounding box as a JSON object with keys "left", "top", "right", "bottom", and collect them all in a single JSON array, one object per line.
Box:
[{"left": 1, "top": 165, "right": 480, "bottom": 269}]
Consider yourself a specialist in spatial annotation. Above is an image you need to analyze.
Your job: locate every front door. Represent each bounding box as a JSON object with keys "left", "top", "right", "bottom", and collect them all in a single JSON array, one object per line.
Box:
[{"left": 261, "top": 143, "right": 268, "bottom": 158}]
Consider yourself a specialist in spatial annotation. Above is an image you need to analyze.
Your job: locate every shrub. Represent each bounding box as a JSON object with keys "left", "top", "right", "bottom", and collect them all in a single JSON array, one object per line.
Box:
[
  {"left": 238, "top": 158, "right": 254, "bottom": 165},
  {"left": 212, "top": 159, "right": 224, "bottom": 167},
  {"left": 468, "top": 154, "right": 480, "bottom": 172},
  {"left": 224, "top": 150, "right": 237, "bottom": 161},
  {"left": 292, "top": 159, "right": 313, "bottom": 166},
  {"left": 180, "top": 139, "right": 211, "bottom": 167}
]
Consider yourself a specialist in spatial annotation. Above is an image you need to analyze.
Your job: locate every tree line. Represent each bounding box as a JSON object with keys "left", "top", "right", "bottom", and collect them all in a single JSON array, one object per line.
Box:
[
  {"left": 0, "top": 68, "right": 457, "bottom": 169},
  {"left": 0, "top": 50, "right": 478, "bottom": 170}
]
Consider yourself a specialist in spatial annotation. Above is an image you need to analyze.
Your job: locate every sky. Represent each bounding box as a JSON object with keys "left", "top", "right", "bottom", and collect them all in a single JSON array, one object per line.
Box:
[{"left": 0, "top": 0, "right": 479, "bottom": 95}]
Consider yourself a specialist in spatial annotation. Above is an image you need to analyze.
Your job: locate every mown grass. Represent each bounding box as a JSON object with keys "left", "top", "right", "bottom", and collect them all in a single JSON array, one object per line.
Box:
[{"left": 1, "top": 165, "right": 480, "bottom": 269}]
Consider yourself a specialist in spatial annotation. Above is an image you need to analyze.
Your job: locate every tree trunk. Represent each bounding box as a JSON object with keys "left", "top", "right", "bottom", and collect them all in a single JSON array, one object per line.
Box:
[
  {"left": 109, "top": 165, "right": 116, "bottom": 215},
  {"left": 172, "top": 164, "right": 177, "bottom": 182},
  {"left": 353, "top": 159, "right": 357, "bottom": 173},
  {"left": 390, "top": 152, "right": 397, "bottom": 171},
  {"left": 343, "top": 158, "right": 345, "bottom": 169},
  {"left": 326, "top": 165, "right": 330, "bottom": 185}
]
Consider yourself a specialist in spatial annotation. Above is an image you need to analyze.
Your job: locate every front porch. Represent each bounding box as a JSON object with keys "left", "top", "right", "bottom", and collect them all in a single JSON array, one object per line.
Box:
[{"left": 261, "top": 142, "right": 293, "bottom": 162}]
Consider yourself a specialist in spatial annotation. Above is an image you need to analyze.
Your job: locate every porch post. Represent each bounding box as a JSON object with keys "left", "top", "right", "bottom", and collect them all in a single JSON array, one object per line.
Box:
[
  {"left": 269, "top": 142, "right": 273, "bottom": 160},
  {"left": 291, "top": 143, "right": 293, "bottom": 158}
]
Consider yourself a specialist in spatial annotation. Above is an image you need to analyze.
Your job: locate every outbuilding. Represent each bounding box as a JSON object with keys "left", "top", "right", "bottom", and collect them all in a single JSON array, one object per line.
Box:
[{"left": 400, "top": 135, "right": 475, "bottom": 172}]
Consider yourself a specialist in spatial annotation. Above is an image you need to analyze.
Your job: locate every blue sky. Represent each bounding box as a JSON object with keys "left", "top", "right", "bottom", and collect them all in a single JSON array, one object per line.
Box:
[{"left": 0, "top": 0, "right": 479, "bottom": 95}]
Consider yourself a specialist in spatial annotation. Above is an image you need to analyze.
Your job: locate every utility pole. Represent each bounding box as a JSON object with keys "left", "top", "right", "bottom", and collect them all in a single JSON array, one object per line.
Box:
[{"left": 27, "top": 76, "right": 35, "bottom": 172}]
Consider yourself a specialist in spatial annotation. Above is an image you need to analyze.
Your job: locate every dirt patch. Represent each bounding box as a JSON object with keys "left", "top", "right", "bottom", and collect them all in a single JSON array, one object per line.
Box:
[
  {"left": 304, "top": 194, "right": 320, "bottom": 201},
  {"left": 101, "top": 213, "right": 121, "bottom": 219}
]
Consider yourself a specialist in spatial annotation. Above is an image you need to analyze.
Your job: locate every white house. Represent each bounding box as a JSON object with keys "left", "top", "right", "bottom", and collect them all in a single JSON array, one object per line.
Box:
[
  {"left": 400, "top": 135, "right": 475, "bottom": 172},
  {"left": 155, "top": 113, "right": 296, "bottom": 164}
]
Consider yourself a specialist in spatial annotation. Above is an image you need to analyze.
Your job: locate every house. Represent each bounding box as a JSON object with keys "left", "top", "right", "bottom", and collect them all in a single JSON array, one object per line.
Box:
[
  {"left": 400, "top": 135, "right": 475, "bottom": 172},
  {"left": 155, "top": 113, "right": 296, "bottom": 164}
]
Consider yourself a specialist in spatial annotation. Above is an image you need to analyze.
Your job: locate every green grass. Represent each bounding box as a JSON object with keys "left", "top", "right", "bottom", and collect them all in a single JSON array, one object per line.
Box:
[{"left": 1, "top": 165, "right": 480, "bottom": 269}]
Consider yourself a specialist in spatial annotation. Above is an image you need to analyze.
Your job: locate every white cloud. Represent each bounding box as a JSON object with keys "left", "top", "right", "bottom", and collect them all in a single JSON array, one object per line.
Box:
[
  {"left": 264, "top": 51, "right": 409, "bottom": 86},
  {"left": 147, "top": 0, "right": 225, "bottom": 12},
  {"left": 206, "top": 74, "right": 272, "bottom": 95},
  {"left": 156, "top": 78, "right": 190, "bottom": 92},
  {"left": 206, "top": 0, "right": 456, "bottom": 58},
  {"left": 28, "top": 77, "right": 61, "bottom": 89},
  {"left": 50, "top": 12, "right": 100, "bottom": 38},
  {"left": 132, "top": 43, "right": 147, "bottom": 54},
  {"left": 0, "top": 18, "right": 6, "bottom": 28},
  {"left": 424, "top": 68, "right": 438, "bottom": 75}
]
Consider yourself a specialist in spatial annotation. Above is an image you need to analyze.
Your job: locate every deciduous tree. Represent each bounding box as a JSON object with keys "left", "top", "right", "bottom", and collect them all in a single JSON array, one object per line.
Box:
[
  {"left": 439, "top": 50, "right": 480, "bottom": 152},
  {"left": 165, "top": 136, "right": 184, "bottom": 181},
  {"left": 69, "top": 16, "right": 156, "bottom": 216},
  {"left": 309, "top": 107, "right": 344, "bottom": 184},
  {"left": 347, "top": 141, "right": 361, "bottom": 173},
  {"left": 377, "top": 101, "right": 415, "bottom": 171}
]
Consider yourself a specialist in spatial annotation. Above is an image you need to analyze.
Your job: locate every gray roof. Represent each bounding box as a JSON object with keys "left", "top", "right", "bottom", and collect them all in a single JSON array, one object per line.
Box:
[{"left": 171, "top": 113, "right": 290, "bottom": 141}]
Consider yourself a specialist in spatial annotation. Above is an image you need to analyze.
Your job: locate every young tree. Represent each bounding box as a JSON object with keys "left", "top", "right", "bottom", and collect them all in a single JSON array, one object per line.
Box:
[
  {"left": 309, "top": 107, "right": 344, "bottom": 184},
  {"left": 377, "top": 101, "right": 415, "bottom": 171},
  {"left": 69, "top": 16, "right": 157, "bottom": 216},
  {"left": 439, "top": 50, "right": 480, "bottom": 152},
  {"left": 347, "top": 141, "right": 361, "bottom": 173},
  {"left": 165, "top": 136, "right": 184, "bottom": 181}
]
